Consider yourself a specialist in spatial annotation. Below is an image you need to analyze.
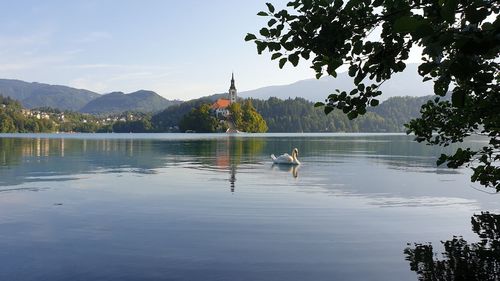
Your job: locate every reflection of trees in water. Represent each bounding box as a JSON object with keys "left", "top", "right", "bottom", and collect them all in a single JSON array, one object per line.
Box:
[
  {"left": 405, "top": 212, "right": 500, "bottom": 281},
  {"left": 0, "top": 138, "right": 165, "bottom": 186},
  {"left": 0, "top": 137, "right": 267, "bottom": 187},
  {"left": 1, "top": 135, "right": 481, "bottom": 188},
  {"left": 215, "top": 137, "right": 265, "bottom": 193}
]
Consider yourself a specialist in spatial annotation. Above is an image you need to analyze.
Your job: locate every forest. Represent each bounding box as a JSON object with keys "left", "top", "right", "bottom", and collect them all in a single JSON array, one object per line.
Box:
[{"left": 0, "top": 94, "right": 432, "bottom": 134}]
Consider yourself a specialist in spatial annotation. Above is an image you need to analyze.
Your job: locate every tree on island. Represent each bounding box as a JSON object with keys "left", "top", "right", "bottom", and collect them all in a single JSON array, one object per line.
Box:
[
  {"left": 179, "top": 104, "right": 220, "bottom": 133},
  {"left": 246, "top": 0, "right": 499, "bottom": 190},
  {"left": 228, "top": 100, "right": 268, "bottom": 133}
]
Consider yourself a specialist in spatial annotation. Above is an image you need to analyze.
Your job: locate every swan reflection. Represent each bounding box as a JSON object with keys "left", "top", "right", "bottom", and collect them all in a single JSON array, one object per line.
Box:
[{"left": 272, "top": 164, "right": 299, "bottom": 178}]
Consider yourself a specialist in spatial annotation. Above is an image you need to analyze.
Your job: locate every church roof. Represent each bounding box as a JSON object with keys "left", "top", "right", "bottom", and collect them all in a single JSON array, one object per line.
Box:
[{"left": 211, "top": 98, "right": 231, "bottom": 109}]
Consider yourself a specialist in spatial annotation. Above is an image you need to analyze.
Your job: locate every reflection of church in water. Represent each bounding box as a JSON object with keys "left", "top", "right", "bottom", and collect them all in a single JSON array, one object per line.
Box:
[
  {"left": 214, "top": 137, "right": 238, "bottom": 193},
  {"left": 211, "top": 73, "right": 239, "bottom": 192}
]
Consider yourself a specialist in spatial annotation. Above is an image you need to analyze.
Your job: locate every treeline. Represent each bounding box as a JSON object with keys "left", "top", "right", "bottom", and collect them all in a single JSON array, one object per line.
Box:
[
  {"left": 0, "top": 94, "right": 432, "bottom": 133},
  {"left": 0, "top": 96, "right": 55, "bottom": 133},
  {"left": 150, "top": 95, "right": 429, "bottom": 133},
  {"left": 0, "top": 95, "right": 154, "bottom": 133},
  {"left": 249, "top": 96, "right": 431, "bottom": 132}
]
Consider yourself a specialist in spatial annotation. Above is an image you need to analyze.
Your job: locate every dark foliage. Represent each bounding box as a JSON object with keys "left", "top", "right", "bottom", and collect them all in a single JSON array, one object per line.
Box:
[
  {"left": 405, "top": 212, "right": 500, "bottom": 281},
  {"left": 248, "top": 0, "right": 499, "bottom": 190}
]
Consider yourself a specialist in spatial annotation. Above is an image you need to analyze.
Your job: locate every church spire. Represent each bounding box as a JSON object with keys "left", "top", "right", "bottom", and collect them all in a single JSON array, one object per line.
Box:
[
  {"left": 229, "top": 72, "right": 237, "bottom": 104},
  {"left": 230, "top": 72, "right": 236, "bottom": 90}
]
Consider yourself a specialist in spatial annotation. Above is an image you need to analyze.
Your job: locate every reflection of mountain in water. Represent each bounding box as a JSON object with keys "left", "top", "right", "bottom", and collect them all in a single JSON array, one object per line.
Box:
[{"left": 405, "top": 212, "right": 500, "bottom": 281}]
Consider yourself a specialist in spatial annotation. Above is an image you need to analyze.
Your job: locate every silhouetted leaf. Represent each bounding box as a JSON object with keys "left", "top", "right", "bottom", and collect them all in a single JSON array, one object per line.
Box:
[{"left": 244, "top": 33, "right": 257, "bottom": 41}]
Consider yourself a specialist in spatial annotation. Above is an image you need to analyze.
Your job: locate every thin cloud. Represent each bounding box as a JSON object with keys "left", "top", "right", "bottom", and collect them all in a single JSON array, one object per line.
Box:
[
  {"left": 0, "top": 30, "right": 53, "bottom": 49},
  {"left": 69, "top": 64, "right": 126, "bottom": 69},
  {"left": 77, "top": 31, "right": 111, "bottom": 43},
  {"left": 0, "top": 55, "right": 72, "bottom": 71}
]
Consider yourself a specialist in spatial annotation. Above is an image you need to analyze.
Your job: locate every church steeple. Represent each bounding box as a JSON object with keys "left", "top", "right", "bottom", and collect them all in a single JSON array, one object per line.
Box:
[
  {"left": 230, "top": 72, "right": 236, "bottom": 90},
  {"left": 229, "top": 72, "right": 237, "bottom": 104}
]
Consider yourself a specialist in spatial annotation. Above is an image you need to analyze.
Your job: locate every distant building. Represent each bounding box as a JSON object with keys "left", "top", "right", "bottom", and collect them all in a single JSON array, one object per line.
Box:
[
  {"left": 21, "top": 109, "right": 32, "bottom": 116},
  {"left": 211, "top": 73, "right": 238, "bottom": 118}
]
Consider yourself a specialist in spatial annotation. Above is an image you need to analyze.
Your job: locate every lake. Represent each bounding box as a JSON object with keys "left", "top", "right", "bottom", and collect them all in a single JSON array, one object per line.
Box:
[{"left": 0, "top": 133, "right": 497, "bottom": 281}]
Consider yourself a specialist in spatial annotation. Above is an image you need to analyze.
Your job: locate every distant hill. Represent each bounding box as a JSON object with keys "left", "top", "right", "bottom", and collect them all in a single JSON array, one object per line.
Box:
[
  {"left": 0, "top": 79, "right": 99, "bottom": 111},
  {"left": 239, "top": 64, "right": 433, "bottom": 102},
  {"left": 80, "top": 90, "right": 181, "bottom": 114}
]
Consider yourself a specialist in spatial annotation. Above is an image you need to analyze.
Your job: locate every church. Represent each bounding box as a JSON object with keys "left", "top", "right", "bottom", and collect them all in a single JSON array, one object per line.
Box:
[{"left": 211, "top": 73, "right": 237, "bottom": 118}]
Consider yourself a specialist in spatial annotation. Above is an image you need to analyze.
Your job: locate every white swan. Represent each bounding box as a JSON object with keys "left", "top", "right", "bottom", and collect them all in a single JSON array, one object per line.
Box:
[{"left": 271, "top": 148, "right": 301, "bottom": 165}]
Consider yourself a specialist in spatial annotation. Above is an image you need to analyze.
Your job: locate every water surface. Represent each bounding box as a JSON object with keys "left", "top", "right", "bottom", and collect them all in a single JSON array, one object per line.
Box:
[{"left": 0, "top": 133, "right": 497, "bottom": 281}]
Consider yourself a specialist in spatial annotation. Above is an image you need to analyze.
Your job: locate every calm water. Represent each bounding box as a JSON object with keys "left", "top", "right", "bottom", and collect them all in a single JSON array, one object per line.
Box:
[{"left": 0, "top": 133, "right": 497, "bottom": 281}]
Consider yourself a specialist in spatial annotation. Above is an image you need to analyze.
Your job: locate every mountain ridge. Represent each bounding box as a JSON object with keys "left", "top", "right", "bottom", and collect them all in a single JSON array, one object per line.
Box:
[
  {"left": 0, "top": 79, "right": 100, "bottom": 111},
  {"left": 239, "top": 64, "right": 433, "bottom": 102},
  {"left": 0, "top": 64, "right": 432, "bottom": 113},
  {"left": 0, "top": 79, "right": 181, "bottom": 113},
  {"left": 80, "top": 90, "right": 181, "bottom": 114}
]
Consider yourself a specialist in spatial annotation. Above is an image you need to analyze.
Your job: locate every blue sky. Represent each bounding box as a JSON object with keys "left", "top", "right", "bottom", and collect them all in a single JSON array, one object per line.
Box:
[{"left": 0, "top": 0, "right": 318, "bottom": 100}]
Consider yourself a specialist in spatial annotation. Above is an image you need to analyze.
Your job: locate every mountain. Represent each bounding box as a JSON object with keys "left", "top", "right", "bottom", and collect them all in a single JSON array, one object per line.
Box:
[
  {"left": 239, "top": 64, "right": 433, "bottom": 102},
  {"left": 0, "top": 79, "right": 99, "bottom": 111},
  {"left": 80, "top": 90, "right": 181, "bottom": 114}
]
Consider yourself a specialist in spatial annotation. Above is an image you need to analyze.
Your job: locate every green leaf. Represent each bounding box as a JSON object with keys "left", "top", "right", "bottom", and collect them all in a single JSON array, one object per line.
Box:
[
  {"left": 268, "top": 19, "right": 277, "bottom": 27},
  {"left": 393, "top": 16, "right": 428, "bottom": 33},
  {"left": 271, "top": 52, "right": 282, "bottom": 60},
  {"left": 301, "top": 50, "right": 310, "bottom": 60},
  {"left": 244, "top": 33, "right": 257, "bottom": 41},
  {"left": 259, "top": 28, "right": 270, "bottom": 37},
  {"left": 354, "top": 71, "right": 367, "bottom": 85},
  {"left": 283, "top": 42, "right": 294, "bottom": 51},
  {"left": 324, "top": 106, "right": 334, "bottom": 115},
  {"left": 257, "top": 11, "right": 268, "bottom": 16},
  {"left": 288, "top": 53, "right": 299, "bottom": 66},
  {"left": 440, "top": 0, "right": 458, "bottom": 23},
  {"left": 451, "top": 90, "right": 465, "bottom": 107},
  {"left": 279, "top": 57, "right": 287, "bottom": 69},
  {"left": 437, "top": 154, "right": 448, "bottom": 166},
  {"left": 467, "top": 8, "right": 489, "bottom": 24},
  {"left": 348, "top": 65, "right": 357, "bottom": 77},
  {"left": 413, "top": 23, "right": 434, "bottom": 39},
  {"left": 314, "top": 102, "right": 325, "bottom": 107},
  {"left": 347, "top": 111, "right": 358, "bottom": 120},
  {"left": 256, "top": 41, "right": 266, "bottom": 54},
  {"left": 345, "top": 0, "right": 363, "bottom": 10},
  {"left": 370, "top": 99, "right": 379, "bottom": 106},
  {"left": 352, "top": 40, "right": 363, "bottom": 55},
  {"left": 266, "top": 3, "right": 275, "bottom": 13}
]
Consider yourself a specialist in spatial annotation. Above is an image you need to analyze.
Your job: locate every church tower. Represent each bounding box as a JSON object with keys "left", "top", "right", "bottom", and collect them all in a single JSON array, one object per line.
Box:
[{"left": 229, "top": 73, "right": 237, "bottom": 104}]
